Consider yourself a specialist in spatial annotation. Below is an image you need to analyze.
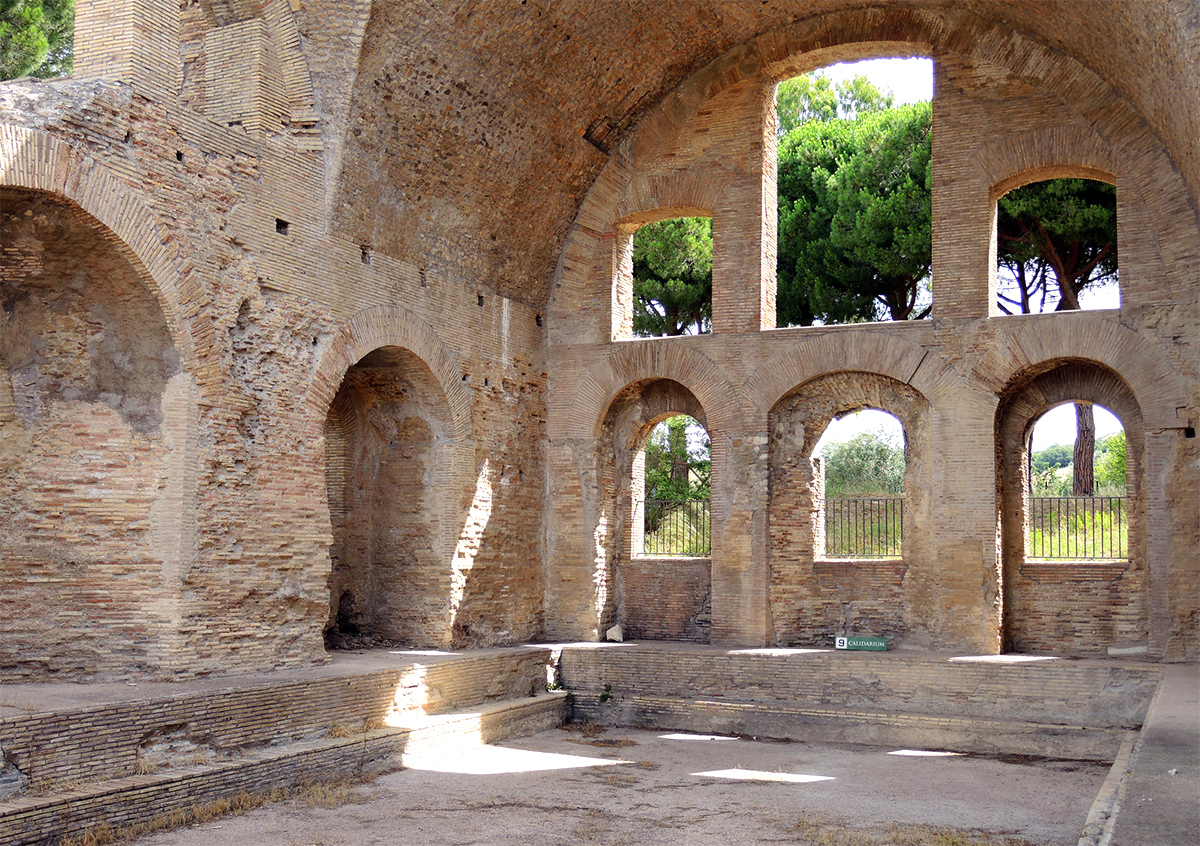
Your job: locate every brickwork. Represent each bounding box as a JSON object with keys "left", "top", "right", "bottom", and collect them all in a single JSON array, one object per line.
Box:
[
  {"left": 0, "top": 648, "right": 554, "bottom": 791},
  {"left": 0, "top": 1, "right": 1197, "bottom": 681},
  {"left": 559, "top": 644, "right": 1161, "bottom": 729}
]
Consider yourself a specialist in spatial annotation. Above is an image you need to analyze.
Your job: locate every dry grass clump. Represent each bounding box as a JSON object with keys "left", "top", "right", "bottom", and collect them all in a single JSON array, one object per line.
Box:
[
  {"left": 790, "top": 813, "right": 1045, "bottom": 846},
  {"left": 57, "top": 777, "right": 380, "bottom": 846}
]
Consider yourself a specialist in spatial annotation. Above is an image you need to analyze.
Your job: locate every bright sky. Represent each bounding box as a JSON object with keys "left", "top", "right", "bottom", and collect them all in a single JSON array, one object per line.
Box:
[
  {"left": 815, "top": 405, "right": 1123, "bottom": 456},
  {"left": 818, "top": 57, "right": 933, "bottom": 105}
]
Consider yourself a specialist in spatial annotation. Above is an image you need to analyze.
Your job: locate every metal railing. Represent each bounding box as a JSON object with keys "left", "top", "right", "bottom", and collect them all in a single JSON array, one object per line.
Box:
[
  {"left": 824, "top": 496, "right": 904, "bottom": 558},
  {"left": 1027, "top": 496, "right": 1128, "bottom": 560},
  {"left": 639, "top": 499, "right": 711, "bottom": 556}
]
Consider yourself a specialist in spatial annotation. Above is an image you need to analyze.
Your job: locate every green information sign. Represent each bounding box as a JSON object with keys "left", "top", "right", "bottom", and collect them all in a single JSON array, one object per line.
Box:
[{"left": 835, "top": 635, "right": 887, "bottom": 651}]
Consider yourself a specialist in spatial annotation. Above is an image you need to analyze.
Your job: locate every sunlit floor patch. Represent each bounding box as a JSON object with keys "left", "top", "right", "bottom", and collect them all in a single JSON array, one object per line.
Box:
[
  {"left": 694, "top": 769, "right": 835, "bottom": 784},
  {"left": 888, "top": 749, "right": 963, "bottom": 757},
  {"left": 404, "top": 744, "right": 630, "bottom": 775},
  {"left": 949, "top": 654, "right": 1059, "bottom": 663},
  {"left": 728, "top": 648, "right": 830, "bottom": 656},
  {"left": 659, "top": 733, "right": 739, "bottom": 741}
]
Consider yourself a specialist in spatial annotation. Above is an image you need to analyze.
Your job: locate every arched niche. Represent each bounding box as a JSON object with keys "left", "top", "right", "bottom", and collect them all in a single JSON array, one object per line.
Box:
[
  {"left": 323, "top": 345, "right": 458, "bottom": 649},
  {"left": 0, "top": 187, "right": 186, "bottom": 679}
]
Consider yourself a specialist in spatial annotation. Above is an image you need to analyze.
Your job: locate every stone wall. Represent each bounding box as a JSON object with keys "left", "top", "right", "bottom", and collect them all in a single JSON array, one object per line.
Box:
[
  {"left": 0, "top": 1, "right": 1197, "bottom": 678},
  {"left": 0, "top": 1, "right": 548, "bottom": 679}
]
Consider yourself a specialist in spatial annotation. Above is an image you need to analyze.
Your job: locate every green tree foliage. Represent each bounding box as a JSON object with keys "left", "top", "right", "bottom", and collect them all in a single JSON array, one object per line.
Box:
[
  {"left": 1095, "top": 430, "right": 1127, "bottom": 494},
  {"left": 0, "top": 0, "right": 73, "bottom": 81},
  {"left": 776, "top": 71, "right": 894, "bottom": 136},
  {"left": 1031, "top": 443, "right": 1072, "bottom": 475},
  {"left": 632, "top": 217, "right": 712, "bottom": 337},
  {"left": 820, "top": 426, "right": 905, "bottom": 497},
  {"left": 1029, "top": 429, "right": 1126, "bottom": 497},
  {"left": 643, "top": 415, "right": 710, "bottom": 503},
  {"left": 996, "top": 178, "right": 1118, "bottom": 314},
  {"left": 777, "top": 102, "right": 932, "bottom": 326}
]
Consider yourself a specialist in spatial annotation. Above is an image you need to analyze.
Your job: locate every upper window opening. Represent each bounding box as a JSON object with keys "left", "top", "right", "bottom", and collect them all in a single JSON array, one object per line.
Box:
[
  {"left": 638, "top": 414, "right": 711, "bottom": 556},
  {"left": 996, "top": 178, "right": 1119, "bottom": 315},
  {"left": 632, "top": 217, "right": 713, "bottom": 337},
  {"left": 814, "top": 409, "right": 905, "bottom": 558},
  {"left": 776, "top": 58, "right": 933, "bottom": 328},
  {"left": 1027, "top": 403, "right": 1127, "bottom": 560}
]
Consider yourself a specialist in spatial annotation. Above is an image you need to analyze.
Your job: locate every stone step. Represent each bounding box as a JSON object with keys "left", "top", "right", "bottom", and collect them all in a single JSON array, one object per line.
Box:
[
  {"left": 559, "top": 644, "right": 1160, "bottom": 729},
  {"left": 571, "top": 691, "right": 1131, "bottom": 761},
  {"left": 0, "top": 692, "right": 568, "bottom": 846},
  {"left": 0, "top": 646, "right": 556, "bottom": 793}
]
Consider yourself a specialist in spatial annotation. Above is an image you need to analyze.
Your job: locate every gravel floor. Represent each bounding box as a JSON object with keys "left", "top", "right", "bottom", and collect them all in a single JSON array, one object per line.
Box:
[{"left": 128, "top": 725, "right": 1109, "bottom": 846}]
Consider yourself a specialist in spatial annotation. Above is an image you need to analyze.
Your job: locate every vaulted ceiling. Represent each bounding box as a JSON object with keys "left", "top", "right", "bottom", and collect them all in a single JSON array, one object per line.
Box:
[{"left": 290, "top": 0, "right": 1200, "bottom": 308}]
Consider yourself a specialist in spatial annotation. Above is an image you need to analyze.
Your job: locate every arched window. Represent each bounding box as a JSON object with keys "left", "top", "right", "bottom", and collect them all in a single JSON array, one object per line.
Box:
[
  {"left": 1026, "top": 403, "right": 1127, "bottom": 560},
  {"left": 813, "top": 409, "right": 906, "bottom": 558},
  {"left": 634, "top": 414, "right": 712, "bottom": 556},
  {"left": 995, "top": 177, "right": 1119, "bottom": 315},
  {"left": 776, "top": 58, "right": 933, "bottom": 327}
]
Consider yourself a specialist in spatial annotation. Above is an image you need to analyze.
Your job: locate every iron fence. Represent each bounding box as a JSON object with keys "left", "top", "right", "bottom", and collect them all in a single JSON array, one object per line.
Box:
[
  {"left": 824, "top": 496, "right": 904, "bottom": 558},
  {"left": 1027, "top": 496, "right": 1128, "bottom": 560},
  {"left": 639, "top": 499, "right": 711, "bottom": 556}
]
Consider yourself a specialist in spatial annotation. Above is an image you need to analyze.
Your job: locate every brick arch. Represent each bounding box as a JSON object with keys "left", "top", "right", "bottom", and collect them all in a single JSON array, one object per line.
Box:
[
  {"left": 306, "top": 305, "right": 472, "bottom": 442},
  {"left": 976, "top": 318, "right": 1189, "bottom": 431},
  {"left": 995, "top": 359, "right": 1148, "bottom": 656},
  {"left": 0, "top": 126, "right": 194, "bottom": 365},
  {"left": 748, "top": 329, "right": 966, "bottom": 414},
  {"left": 557, "top": 342, "right": 745, "bottom": 442},
  {"left": 973, "top": 127, "right": 1119, "bottom": 199}
]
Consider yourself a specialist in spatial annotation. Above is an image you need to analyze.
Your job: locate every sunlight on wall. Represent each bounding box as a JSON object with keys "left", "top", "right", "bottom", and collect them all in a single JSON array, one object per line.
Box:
[{"left": 450, "top": 457, "right": 495, "bottom": 621}]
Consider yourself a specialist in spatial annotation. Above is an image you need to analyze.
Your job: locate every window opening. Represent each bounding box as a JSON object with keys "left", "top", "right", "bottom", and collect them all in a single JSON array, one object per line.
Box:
[
  {"left": 996, "top": 178, "right": 1118, "bottom": 314},
  {"left": 814, "top": 409, "right": 905, "bottom": 558},
  {"left": 632, "top": 217, "right": 713, "bottom": 337},
  {"left": 775, "top": 58, "right": 933, "bottom": 327},
  {"left": 638, "top": 415, "right": 711, "bottom": 555},
  {"left": 1027, "top": 403, "right": 1127, "bottom": 560}
]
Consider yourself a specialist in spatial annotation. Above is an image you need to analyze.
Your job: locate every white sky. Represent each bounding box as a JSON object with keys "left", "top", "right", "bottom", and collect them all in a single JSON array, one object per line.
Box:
[
  {"left": 818, "top": 57, "right": 933, "bottom": 105},
  {"left": 815, "top": 405, "right": 1123, "bottom": 456}
]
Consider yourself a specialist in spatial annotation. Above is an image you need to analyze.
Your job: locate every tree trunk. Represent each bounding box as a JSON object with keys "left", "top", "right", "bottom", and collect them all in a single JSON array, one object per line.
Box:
[{"left": 1073, "top": 403, "right": 1095, "bottom": 496}]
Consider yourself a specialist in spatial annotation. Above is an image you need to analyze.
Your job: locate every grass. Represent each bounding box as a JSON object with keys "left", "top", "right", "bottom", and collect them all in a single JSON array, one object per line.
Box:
[
  {"left": 791, "top": 813, "right": 1045, "bottom": 846},
  {"left": 1027, "top": 498, "right": 1128, "bottom": 559},
  {"left": 57, "top": 776, "right": 382, "bottom": 846},
  {"left": 643, "top": 500, "right": 711, "bottom": 556}
]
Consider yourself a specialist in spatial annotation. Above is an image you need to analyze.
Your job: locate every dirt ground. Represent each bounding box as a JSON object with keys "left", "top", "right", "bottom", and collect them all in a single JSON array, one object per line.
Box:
[{"left": 128, "top": 725, "right": 1108, "bottom": 846}]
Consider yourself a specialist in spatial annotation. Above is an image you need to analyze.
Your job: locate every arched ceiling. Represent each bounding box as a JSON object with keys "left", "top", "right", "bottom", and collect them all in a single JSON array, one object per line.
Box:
[{"left": 292, "top": 0, "right": 1200, "bottom": 309}]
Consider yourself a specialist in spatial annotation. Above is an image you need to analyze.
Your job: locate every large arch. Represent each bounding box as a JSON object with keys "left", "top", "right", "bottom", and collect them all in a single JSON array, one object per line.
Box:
[
  {"left": 548, "top": 4, "right": 1200, "bottom": 344},
  {"left": 768, "top": 370, "right": 932, "bottom": 648},
  {"left": 601, "top": 379, "right": 713, "bottom": 643},
  {"left": 310, "top": 307, "right": 475, "bottom": 650},
  {"left": 995, "top": 360, "right": 1147, "bottom": 656},
  {"left": 0, "top": 185, "right": 195, "bottom": 680}
]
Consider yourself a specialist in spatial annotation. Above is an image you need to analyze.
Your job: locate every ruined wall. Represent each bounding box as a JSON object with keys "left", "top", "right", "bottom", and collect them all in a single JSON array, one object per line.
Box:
[
  {"left": 1, "top": 1, "right": 1197, "bottom": 677},
  {"left": 1, "top": 1, "right": 547, "bottom": 680}
]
